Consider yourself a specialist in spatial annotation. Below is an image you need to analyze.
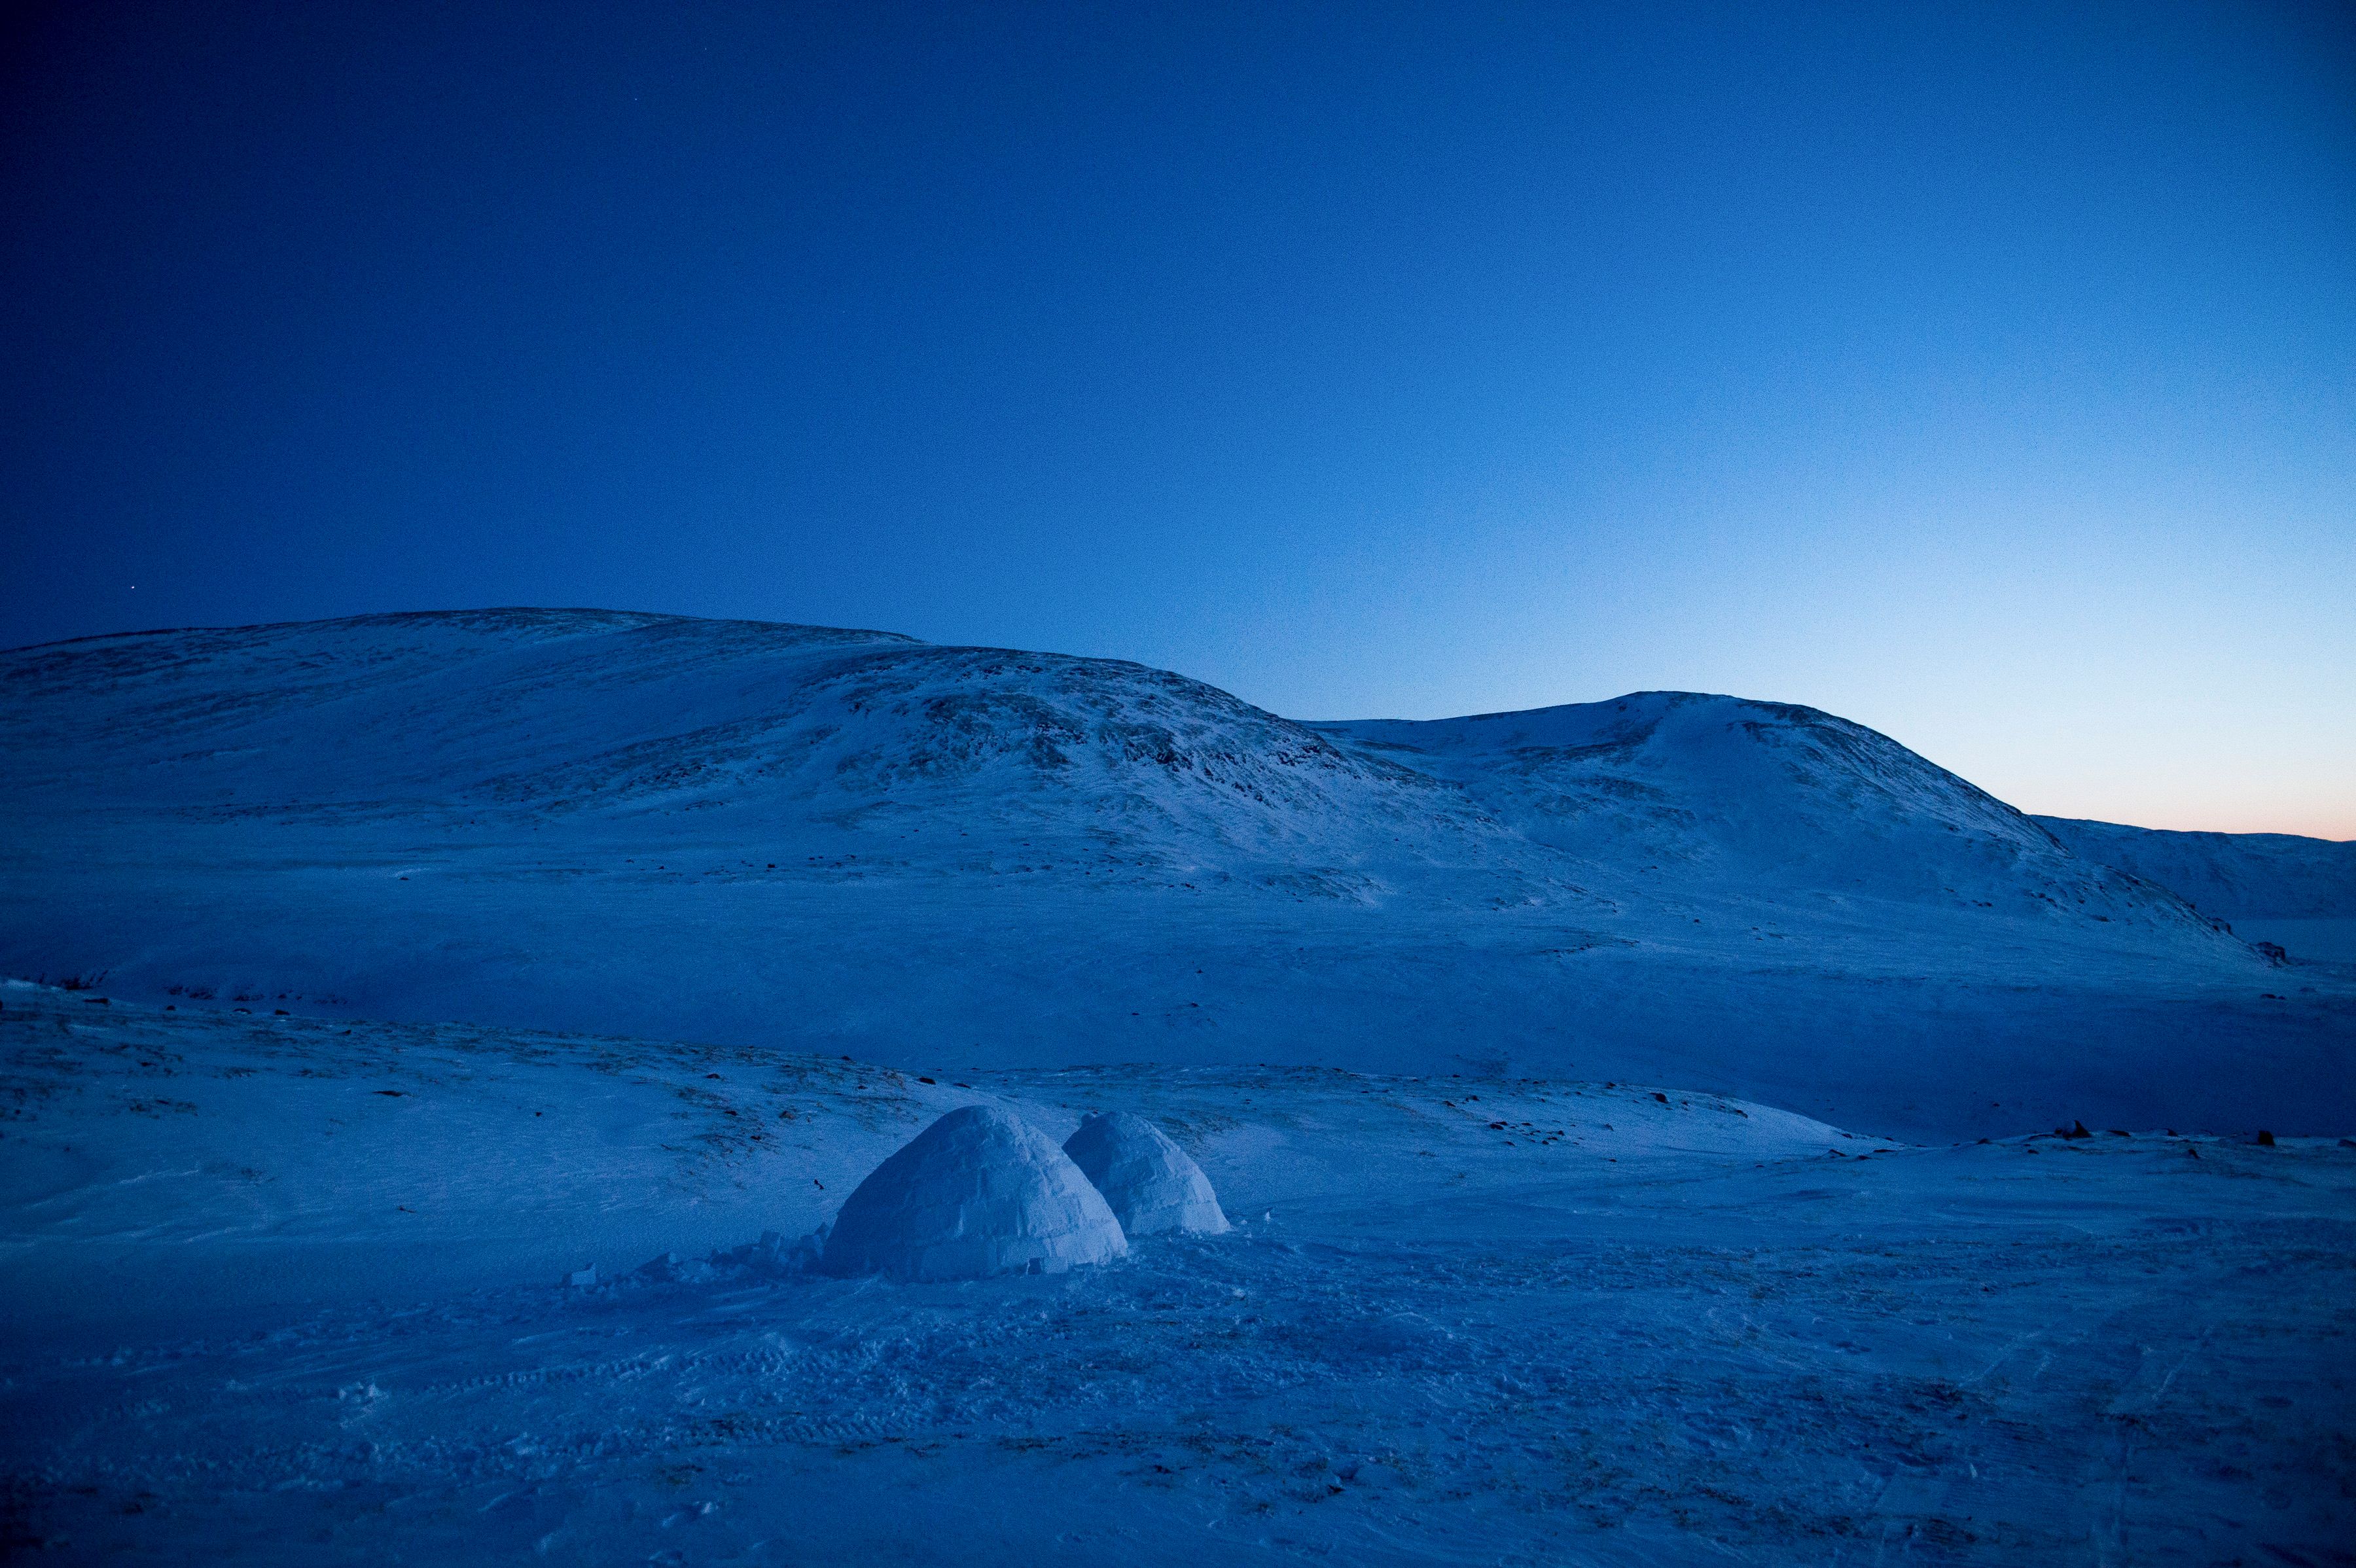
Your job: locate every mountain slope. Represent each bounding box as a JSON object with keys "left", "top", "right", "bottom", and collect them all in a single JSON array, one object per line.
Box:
[
  {"left": 3, "top": 609, "right": 2342, "bottom": 1137},
  {"left": 2, "top": 611, "right": 2213, "bottom": 926},
  {"left": 1324, "top": 693, "right": 2208, "bottom": 929},
  {"left": 1, "top": 608, "right": 1517, "bottom": 894},
  {"left": 2034, "top": 816, "right": 2356, "bottom": 919}
]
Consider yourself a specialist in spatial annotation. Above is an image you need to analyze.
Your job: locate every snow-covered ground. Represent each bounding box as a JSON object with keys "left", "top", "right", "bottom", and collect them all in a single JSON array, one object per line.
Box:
[
  {"left": 5, "top": 984, "right": 2351, "bottom": 1563},
  {"left": 4, "top": 610, "right": 2349, "bottom": 1137},
  {"left": 4, "top": 611, "right": 2351, "bottom": 1561}
]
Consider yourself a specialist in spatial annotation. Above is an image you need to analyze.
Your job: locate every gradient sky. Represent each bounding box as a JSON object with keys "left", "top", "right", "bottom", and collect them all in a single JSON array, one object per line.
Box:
[{"left": 4, "top": 2, "right": 2351, "bottom": 836}]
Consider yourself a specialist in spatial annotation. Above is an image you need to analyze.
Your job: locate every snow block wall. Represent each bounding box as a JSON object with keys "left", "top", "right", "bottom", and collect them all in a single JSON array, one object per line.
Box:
[
  {"left": 820, "top": 1105, "right": 1128, "bottom": 1281},
  {"left": 1063, "top": 1111, "right": 1230, "bottom": 1236}
]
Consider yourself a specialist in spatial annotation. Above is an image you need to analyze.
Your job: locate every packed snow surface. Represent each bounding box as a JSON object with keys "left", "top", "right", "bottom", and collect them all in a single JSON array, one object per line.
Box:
[
  {"left": 4, "top": 609, "right": 2346, "bottom": 1136},
  {"left": 1064, "top": 1110, "right": 1230, "bottom": 1236},
  {"left": 3, "top": 987, "right": 2351, "bottom": 1564},
  {"left": 820, "top": 1105, "right": 1126, "bottom": 1281}
]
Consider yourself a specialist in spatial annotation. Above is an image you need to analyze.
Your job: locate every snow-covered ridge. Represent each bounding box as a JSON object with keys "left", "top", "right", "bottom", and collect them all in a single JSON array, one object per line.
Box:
[
  {"left": 1322, "top": 692, "right": 2195, "bottom": 918},
  {"left": 5, "top": 608, "right": 2340, "bottom": 1137},
  {"left": 2033, "top": 815, "right": 2355, "bottom": 919},
  {"left": 0, "top": 609, "right": 2211, "bottom": 927},
  {"left": 2, "top": 608, "right": 1503, "bottom": 878}
]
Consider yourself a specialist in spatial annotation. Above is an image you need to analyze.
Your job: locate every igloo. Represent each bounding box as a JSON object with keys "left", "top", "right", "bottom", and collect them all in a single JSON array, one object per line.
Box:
[
  {"left": 1063, "top": 1111, "right": 1230, "bottom": 1236},
  {"left": 820, "top": 1105, "right": 1128, "bottom": 1281}
]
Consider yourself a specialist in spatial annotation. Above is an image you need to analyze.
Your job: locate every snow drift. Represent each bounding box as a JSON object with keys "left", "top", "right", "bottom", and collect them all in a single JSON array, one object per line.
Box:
[
  {"left": 819, "top": 1105, "right": 1128, "bottom": 1281},
  {"left": 1063, "top": 1112, "right": 1230, "bottom": 1236}
]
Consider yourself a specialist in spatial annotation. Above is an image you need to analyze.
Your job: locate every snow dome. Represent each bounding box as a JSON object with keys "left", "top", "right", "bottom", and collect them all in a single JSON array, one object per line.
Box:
[
  {"left": 820, "top": 1105, "right": 1128, "bottom": 1281},
  {"left": 1063, "top": 1111, "right": 1230, "bottom": 1236}
]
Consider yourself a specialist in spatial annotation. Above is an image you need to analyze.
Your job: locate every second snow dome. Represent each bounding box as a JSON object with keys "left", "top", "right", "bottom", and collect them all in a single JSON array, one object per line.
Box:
[
  {"left": 1063, "top": 1112, "right": 1230, "bottom": 1236},
  {"left": 822, "top": 1105, "right": 1128, "bottom": 1281}
]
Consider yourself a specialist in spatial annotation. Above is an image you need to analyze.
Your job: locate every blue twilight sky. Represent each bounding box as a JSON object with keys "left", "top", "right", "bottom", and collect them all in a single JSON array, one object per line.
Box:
[{"left": 3, "top": 2, "right": 2351, "bottom": 836}]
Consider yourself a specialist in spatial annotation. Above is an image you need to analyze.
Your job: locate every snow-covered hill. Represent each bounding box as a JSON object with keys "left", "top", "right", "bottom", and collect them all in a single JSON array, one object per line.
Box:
[
  {"left": 2034, "top": 816, "right": 2355, "bottom": 919},
  {"left": 0, "top": 609, "right": 2224, "bottom": 927},
  {"left": 1325, "top": 693, "right": 2207, "bottom": 923},
  {"left": 4, "top": 609, "right": 2346, "bottom": 1137},
  {"left": 0, "top": 608, "right": 1500, "bottom": 884}
]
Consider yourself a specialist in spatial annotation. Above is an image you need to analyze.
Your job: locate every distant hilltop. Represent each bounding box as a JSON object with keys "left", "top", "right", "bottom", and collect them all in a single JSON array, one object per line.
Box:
[
  {"left": 7, "top": 605, "right": 2327, "bottom": 923},
  {"left": 2033, "top": 817, "right": 2354, "bottom": 921}
]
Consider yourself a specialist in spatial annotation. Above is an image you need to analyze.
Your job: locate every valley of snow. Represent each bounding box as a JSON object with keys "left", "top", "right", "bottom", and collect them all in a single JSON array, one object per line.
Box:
[{"left": 4, "top": 609, "right": 2353, "bottom": 1563}]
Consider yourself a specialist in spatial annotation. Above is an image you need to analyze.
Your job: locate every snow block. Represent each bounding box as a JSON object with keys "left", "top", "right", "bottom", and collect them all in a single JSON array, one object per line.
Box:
[
  {"left": 821, "top": 1105, "right": 1128, "bottom": 1281},
  {"left": 1063, "top": 1111, "right": 1230, "bottom": 1236}
]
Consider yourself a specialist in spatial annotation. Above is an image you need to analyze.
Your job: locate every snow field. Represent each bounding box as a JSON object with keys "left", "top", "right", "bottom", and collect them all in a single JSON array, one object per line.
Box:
[
  {"left": 5, "top": 986, "right": 2353, "bottom": 1563},
  {"left": 0, "top": 986, "right": 1832, "bottom": 1337}
]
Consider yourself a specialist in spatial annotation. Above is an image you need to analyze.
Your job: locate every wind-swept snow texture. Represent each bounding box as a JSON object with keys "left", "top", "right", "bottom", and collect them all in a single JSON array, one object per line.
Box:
[
  {"left": 821, "top": 1105, "right": 1126, "bottom": 1280},
  {"left": 1064, "top": 1110, "right": 1230, "bottom": 1235},
  {"left": 3, "top": 609, "right": 2349, "bottom": 1137}
]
